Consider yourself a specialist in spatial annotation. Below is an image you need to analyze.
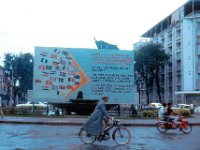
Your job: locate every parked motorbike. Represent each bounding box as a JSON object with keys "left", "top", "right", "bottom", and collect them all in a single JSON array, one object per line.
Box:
[{"left": 156, "top": 115, "right": 192, "bottom": 134}]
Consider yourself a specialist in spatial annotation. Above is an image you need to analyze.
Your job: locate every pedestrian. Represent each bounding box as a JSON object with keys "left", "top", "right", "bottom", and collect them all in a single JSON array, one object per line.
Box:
[
  {"left": 81, "top": 96, "right": 114, "bottom": 141},
  {"left": 0, "top": 96, "right": 4, "bottom": 118}
]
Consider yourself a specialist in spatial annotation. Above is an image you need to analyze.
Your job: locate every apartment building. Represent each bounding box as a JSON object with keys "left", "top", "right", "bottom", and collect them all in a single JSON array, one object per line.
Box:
[{"left": 139, "top": 0, "right": 200, "bottom": 105}]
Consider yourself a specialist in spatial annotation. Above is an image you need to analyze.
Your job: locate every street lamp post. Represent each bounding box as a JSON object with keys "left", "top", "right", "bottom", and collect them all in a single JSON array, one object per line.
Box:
[
  {"left": 15, "top": 77, "right": 21, "bottom": 105},
  {"left": 9, "top": 65, "right": 14, "bottom": 107}
]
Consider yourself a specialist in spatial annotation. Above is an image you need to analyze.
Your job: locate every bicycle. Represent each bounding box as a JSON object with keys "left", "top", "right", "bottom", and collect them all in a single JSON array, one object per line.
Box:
[{"left": 79, "top": 119, "right": 131, "bottom": 145}]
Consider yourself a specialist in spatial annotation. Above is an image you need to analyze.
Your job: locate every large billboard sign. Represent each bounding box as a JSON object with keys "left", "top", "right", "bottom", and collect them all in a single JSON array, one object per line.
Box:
[{"left": 33, "top": 47, "right": 134, "bottom": 104}]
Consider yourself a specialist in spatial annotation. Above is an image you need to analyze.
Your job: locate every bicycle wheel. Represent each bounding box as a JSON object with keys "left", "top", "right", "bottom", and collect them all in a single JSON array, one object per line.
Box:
[
  {"left": 79, "top": 129, "right": 96, "bottom": 144},
  {"left": 181, "top": 122, "right": 192, "bottom": 134},
  {"left": 112, "top": 127, "right": 131, "bottom": 145},
  {"left": 157, "top": 123, "right": 168, "bottom": 133}
]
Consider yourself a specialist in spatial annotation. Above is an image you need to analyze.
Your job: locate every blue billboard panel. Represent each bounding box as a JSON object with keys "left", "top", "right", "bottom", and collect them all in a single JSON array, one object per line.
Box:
[{"left": 33, "top": 47, "right": 134, "bottom": 104}]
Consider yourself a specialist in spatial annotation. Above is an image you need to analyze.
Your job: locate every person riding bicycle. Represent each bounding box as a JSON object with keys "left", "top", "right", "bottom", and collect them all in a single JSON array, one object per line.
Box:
[
  {"left": 81, "top": 96, "right": 114, "bottom": 141},
  {"left": 165, "top": 103, "right": 179, "bottom": 127},
  {"left": 158, "top": 102, "right": 167, "bottom": 121}
]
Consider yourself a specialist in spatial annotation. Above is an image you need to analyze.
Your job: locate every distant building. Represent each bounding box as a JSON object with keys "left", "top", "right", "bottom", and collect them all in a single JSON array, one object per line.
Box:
[
  {"left": 133, "top": 39, "right": 150, "bottom": 50},
  {"left": 140, "top": 0, "right": 200, "bottom": 105}
]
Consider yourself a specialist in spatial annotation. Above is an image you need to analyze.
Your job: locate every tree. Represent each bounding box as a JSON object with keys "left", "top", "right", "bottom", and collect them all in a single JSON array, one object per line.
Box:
[
  {"left": 3, "top": 52, "right": 34, "bottom": 105},
  {"left": 134, "top": 74, "right": 143, "bottom": 105},
  {"left": 148, "top": 44, "right": 169, "bottom": 103},
  {"left": 134, "top": 47, "right": 154, "bottom": 104},
  {"left": 134, "top": 42, "right": 169, "bottom": 104}
]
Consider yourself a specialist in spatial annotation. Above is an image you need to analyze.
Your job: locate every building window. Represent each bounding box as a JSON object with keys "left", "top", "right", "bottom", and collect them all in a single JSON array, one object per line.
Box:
[
  {"left": 176, "top": 29, "right": 181, "bottom": 38},
  {"left": 177, "top": 86, "right": 181, "bottom": 91},
  {"left": 198, "top": 22, "right": 200, "bottom": 31},
  {"left": 176, "top": 41, "right": 181, "bottom": 51},
  {"left": 197, "top": 36, "right": 200, "bottom": 44}
]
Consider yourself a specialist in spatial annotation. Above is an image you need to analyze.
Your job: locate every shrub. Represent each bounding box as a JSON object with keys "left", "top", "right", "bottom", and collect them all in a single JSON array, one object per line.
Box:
[
  {"left": 3, "top": 107, "right": 15, "bottom": 115},
  {"left": 15, "top": 106, "right": 47, "bottom": 115},
  {"left": 173, "top": 109, "right": 191, "bottom": 117},
  {"left": 142, "top": 109, "right": 158, "bottom": 118}
]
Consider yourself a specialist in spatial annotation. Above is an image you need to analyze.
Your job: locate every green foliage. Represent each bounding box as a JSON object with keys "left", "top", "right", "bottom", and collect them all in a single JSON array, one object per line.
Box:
[
  {"left": 142, "top": 109, "right": 191, "bottom": 118},
  {"left": 173, "top": 109, "right": 191, "bottom": 117},
  {"left": 3, "top": 107, "right": 15, "bottom": 115},
  {"left": 3, "top": 52, "right": 34, "bottom": 102},
  {"left": 134, "top": 42, "right": 169, "bottom": 103},
  {"left": 15, "top": 106, "right": 33, "bottom": 114},
  {"left": 142, "top": 109, "right": 158, "bottom": 118}
]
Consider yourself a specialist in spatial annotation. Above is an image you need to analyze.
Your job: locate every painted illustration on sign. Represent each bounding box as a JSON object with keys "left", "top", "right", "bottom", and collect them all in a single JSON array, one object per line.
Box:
[{"left": 35, "top": 48, "right": 89, "bottom": 98}]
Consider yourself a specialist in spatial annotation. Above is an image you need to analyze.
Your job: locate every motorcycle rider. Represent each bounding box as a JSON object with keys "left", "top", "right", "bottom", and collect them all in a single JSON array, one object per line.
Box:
[
  {"left": 158, "top": 102, "right": 167, "bottom": 121},
  {"left": 165, "top": 103, "right": 179, "bottom": 127}
]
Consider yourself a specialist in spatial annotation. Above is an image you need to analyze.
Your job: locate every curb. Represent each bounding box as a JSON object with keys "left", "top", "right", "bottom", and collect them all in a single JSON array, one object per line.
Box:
[
  {"left": 0, "top": 120, "right": 200, "bottom": 126},
  {"left": 0, "top": 121, "right": 83, "bottom": 126}
]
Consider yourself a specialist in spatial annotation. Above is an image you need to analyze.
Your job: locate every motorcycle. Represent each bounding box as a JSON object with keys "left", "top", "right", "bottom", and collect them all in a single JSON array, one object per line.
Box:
[
  {"left": 156, "top": 115, "right": 192, "bottom": 134},
  {"left": 79, "top": 119, "right": 131, "bottom": 145}
]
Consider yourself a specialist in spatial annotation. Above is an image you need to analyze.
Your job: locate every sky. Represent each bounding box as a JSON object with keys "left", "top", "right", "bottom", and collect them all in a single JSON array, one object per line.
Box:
[{"left": 0, "top": 0, "right": 189, "bottom": 65}]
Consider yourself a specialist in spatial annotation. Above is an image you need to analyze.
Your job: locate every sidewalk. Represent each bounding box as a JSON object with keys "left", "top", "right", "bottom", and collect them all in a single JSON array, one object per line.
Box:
[{"left": 0, "top": 113, "right": 200, "bottom": 126}]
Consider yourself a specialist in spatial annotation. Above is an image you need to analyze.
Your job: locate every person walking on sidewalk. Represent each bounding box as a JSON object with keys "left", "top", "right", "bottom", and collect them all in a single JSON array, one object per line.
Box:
[{"left": 0, "top": 96, "right": 4, "bottom": 118}]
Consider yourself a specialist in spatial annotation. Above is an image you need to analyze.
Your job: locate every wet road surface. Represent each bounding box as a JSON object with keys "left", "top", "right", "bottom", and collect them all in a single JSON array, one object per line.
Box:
[{"left": 0, "top": 124, "right": 200, "bottom": 150}]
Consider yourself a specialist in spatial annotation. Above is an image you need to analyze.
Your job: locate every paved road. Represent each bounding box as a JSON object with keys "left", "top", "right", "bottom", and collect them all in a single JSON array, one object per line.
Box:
[{"left": 0, "top": 124, "right": 200, "bottom": 150}]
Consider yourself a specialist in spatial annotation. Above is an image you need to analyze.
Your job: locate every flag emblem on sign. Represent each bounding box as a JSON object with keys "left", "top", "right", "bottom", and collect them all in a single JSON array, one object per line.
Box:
[{"left": 38, "top": 48, "right": 90, "bottom": 98}]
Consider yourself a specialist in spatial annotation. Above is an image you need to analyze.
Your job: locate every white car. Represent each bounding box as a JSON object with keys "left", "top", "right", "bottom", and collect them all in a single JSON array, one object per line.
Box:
[
  {"left": 16, "top": 102, "right": 47, "bottom": 108},
  {"left": 195, "top": 106, "right": 200, "bottom": 113},
  {"left": 149, "top": 103, "right": 162, "bottom": 109},
  {"left": 172, "top": 104, "right": 191, "bottom": 112}
]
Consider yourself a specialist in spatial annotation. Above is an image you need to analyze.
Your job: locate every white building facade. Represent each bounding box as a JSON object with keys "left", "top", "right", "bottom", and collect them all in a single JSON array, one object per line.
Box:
[{"left": 139, "top": 0, "right": 200, "bottom": 105}]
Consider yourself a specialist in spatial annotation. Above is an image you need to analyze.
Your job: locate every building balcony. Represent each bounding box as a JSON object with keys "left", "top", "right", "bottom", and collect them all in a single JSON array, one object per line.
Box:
[
  {"left": 167, "top": 72, "right": 172, "bottom": 77},
  {"left": 168, "top": 84, "right": 173, "bottom": 87},
  {"left": 176, "top": 81, "right": 182, "bottom": 85},
  {"left": 197, "top": 64, "right": 200, "bottom": 73},
  {"left": 176, "top": 37, "right": 181, "bottom": 43},
  {"left": 167, "top": 68, "right": 172, "bottom": 72},
  {"left": 168, "top": 87, "right": 172, "bottom": 92},
  {"left": 176, "top": 53, "right": 181, "bottom": 60},
  {"left": 176, "top": 66, "right": 181, "bottom": 71},
  {"left": 176, "top": 48, "right": 182, "bottom": 53},
  {"left": 176, "top": 85, "right": 182, "bottom": 91},
  {"left": 168, "top": 80, "right": 173, "bottom": 86},
  {"left": 176, "top": 70, "right": 181, "bottom": 76},
  {"left": 197, "top": 45, "right": 200, "bottom": 55},
  {"left": 196, "top": 85, "right": 200, "bottom": 91},
  {"left": 167, "top": 41, "right": 172, "bottom": 46},
  {"left": 167, "top": 93, "right": 173, "bottom": 99}
]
